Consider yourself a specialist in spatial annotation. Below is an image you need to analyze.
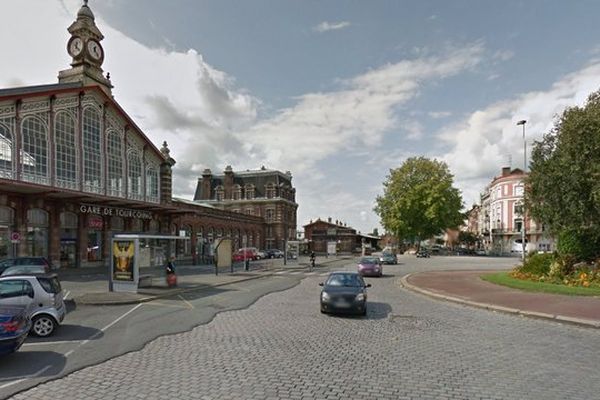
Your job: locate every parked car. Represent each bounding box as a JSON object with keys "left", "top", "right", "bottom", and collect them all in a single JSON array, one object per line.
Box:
[
  {"left": 0, "top": 274, "right": 65, "bottom": 337},
  {"left": 416, "top": 249, "right": 430, "bottom": 258},
  {"left": 0, "top": 306, "right": 31, "bottom": 356},
  {"left": 256, "top": 250, "right": 267, "bottom": 259},
  {"left": 232, "top": 247, "right": 259, "bottom": 262},
  {"left": 0, "top": 257, "right": 52, "bottom": 276},
  {"left": 379, "top": 252, "right": 398, "bottom": 265},
  {"left": 2, "top": 265, "right": 49, "bottom": 276},
  {"left": 319, "top": 272, "right": 371, "bottom": 316},
  {"left": 357, "top": 256, "right": 383, "bottom": 277},
  {"left": 264, "top": 249, "right": 284, "bottom": 259}
]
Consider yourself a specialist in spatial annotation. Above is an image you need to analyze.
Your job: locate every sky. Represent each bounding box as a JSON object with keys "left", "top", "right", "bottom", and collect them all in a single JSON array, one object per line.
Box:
[{"left": 2, "top": 0, "right": 600, "bottom": 234}]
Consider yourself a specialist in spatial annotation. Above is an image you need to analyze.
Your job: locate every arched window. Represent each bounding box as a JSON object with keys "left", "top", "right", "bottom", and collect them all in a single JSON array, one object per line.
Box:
[
  {"left": 0, "top": 206, "right": 15, "bottom": 258},
  {"left": 0, "top": 122, "right": 14, "bottom": 179},
  {"left": 82, "top": 107, "right": 102, "bottom": 193},
  {"left": 21, "top": 116, "right": 48, "bottom": 184},
  {"left": 107, "top": 131, "right": 123, "bottom": 197},
  {"left": 127, "top": 150, "right": 142, "bottom": 200},
  {"left": 146, "top": 166, "right": 159, "bottom": 203},
  {"left": 55, "top": 111, "right": 77, "bottom": 189}
]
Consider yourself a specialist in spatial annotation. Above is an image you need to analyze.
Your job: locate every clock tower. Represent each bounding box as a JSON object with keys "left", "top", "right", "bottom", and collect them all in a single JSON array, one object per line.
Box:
[{"left": 58, "top": 0, "right": 113, "bottom": 95}]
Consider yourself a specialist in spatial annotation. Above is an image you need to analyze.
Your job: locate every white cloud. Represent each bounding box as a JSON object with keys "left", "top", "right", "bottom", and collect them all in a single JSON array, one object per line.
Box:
[
  {"left": 439, "top": 61, "right": 600, "bottom": 207},
  {"left": 428, "top": 111, "right": 452, "bottom": 119},
  {"left": 313, "top": 21, "right": 351, "bottom": 33}
]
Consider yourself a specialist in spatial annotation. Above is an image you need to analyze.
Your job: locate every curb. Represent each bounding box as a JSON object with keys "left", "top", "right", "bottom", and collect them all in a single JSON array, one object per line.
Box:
[
  {"left": 399, "top": 273, "right": 600, "bottom": 329},
  {"left": 75, "top": 272, "right": 278, "bottom": 306}
]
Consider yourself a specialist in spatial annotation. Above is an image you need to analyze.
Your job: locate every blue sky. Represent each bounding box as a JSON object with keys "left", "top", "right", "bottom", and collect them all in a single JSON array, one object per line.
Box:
[{"left": 3, "top": 0, "right": 600, "bottom": 234}]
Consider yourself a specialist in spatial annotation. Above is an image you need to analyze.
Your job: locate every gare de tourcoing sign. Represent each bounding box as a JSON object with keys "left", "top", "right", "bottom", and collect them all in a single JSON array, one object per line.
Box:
[{"left": 79, "top": 204, "right": 153, "bottom": 220}]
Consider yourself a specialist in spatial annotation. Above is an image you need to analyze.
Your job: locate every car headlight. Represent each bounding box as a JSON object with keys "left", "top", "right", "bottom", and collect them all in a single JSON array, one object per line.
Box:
[
  {"left": 355, "top": 293, "right": 365, "bottom": 301},
  {"left": 321, "top": 292, "right": 330, "bottom": 301}
]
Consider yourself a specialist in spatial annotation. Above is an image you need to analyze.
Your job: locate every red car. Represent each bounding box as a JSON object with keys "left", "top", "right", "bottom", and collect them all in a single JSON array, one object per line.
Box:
[
  {"left": 357, "top": 256, "right": 383, "bottom": 277},
  {"left": 232, "top": 247, "right": 259, "bottom": 262}
]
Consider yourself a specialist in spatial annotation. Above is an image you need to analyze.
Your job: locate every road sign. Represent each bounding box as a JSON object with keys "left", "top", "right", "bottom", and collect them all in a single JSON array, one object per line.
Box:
[{"left": 10, "top": 232, "right": 20, "bottom": 243}]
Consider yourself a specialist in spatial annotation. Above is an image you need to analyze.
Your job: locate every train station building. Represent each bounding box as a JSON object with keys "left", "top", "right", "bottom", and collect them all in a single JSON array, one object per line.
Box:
[{"left": 0, "top": 2, "right": 265, "bottom": 268}]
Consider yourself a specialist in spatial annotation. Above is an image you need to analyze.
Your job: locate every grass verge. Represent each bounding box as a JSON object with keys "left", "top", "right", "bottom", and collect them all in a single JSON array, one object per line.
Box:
[{"left": 481, "top": 272, "right": 600, "bottom": 296}]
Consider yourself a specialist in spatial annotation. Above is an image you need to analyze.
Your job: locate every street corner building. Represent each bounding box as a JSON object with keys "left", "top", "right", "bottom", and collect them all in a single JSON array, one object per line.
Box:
[{"left": 0, "top": 2, "right": 268, "bottom": 268}]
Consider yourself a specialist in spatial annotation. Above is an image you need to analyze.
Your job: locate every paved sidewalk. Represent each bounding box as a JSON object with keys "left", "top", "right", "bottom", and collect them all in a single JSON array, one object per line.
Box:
[
  {"left": 59, "top": 255, "right": 351, "bottom": 306},
  {"left": 401, "top": 270, "right": 600, "bottom": 328}
]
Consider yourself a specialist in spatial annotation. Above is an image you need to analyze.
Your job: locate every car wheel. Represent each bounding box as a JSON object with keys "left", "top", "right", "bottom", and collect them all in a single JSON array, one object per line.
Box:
[{"left": 31, "top": 314, "right": 57, "bottom": 337}]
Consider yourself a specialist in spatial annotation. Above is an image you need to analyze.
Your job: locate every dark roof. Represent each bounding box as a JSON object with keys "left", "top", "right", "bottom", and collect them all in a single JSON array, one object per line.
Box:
[
  {"left": 0, "top": 82, "right": 83, "bottom": 97},
  {"left": 194, "top": 169, "right": 293, "bottom": 200}
]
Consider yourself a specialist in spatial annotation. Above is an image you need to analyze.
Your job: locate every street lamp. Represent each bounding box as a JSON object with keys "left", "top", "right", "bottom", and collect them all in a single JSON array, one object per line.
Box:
[{"left": 517, "top": 119, "right": 527, "bottom": 261}]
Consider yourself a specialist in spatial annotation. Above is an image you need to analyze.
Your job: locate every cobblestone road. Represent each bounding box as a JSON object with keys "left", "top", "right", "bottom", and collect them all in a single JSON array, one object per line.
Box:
[{"left": 10, "top": 265, "right": 600, "bottom": 400}]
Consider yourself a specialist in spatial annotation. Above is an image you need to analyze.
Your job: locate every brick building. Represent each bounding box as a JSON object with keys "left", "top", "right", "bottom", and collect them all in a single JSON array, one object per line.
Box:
[{"left": 193, "top": 166, "right": 297, "bottom": 250}]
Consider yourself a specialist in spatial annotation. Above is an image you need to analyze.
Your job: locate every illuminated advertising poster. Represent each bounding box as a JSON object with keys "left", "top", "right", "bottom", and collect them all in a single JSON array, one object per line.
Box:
[{"left": 113, "top": 240, "right": 135, "bottom": 281}]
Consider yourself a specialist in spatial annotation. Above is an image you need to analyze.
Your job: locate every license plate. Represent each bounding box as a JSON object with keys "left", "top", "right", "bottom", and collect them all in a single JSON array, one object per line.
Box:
[{"left": 335, "top": 301, "right": 350, "bottom": 308}]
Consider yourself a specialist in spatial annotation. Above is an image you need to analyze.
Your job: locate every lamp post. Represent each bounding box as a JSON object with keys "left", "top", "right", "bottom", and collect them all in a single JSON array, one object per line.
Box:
[{"left": 517, "top": 119, "right": 527, "bottom": 261}]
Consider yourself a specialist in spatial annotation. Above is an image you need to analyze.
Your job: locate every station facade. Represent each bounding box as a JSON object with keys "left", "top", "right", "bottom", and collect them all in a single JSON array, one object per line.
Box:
[{"left": 0, "top": 2, "right": 264, "bottom": 268}]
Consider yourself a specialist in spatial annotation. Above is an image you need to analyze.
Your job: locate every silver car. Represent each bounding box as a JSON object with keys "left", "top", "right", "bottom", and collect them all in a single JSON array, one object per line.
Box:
[{"left": 0, "top": 274, "right": 66, "bottom": 337}]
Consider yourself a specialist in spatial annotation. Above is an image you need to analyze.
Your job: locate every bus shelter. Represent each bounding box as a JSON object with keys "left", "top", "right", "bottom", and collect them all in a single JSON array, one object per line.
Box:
[{"left": 110, "top": 234, "right": 189, "bottom": 293}]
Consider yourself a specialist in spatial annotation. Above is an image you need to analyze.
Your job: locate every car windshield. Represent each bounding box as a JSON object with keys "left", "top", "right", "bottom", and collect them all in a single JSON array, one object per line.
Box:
[
  {"left": 360, "top": 257, "right": 378, "bottom": 264},
  {"left": 326, "top": 274, "right": 364, "bottom": 287}
]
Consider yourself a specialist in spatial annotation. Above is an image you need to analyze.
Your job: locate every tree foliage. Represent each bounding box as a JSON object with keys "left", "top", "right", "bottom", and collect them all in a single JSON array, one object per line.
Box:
[
  {"left": 374, "top": 157, "right": 464, "bottom": 243},
  {"left": 458, "top": 231, "right": 478, "bottom": 247},
  {"left": 526, "top": 90, "right": 600, "bottom": 249}
]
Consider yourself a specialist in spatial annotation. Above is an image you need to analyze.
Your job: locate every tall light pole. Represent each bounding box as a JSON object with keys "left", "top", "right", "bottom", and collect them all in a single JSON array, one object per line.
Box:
[{"left": 517, "top": 119, "right": 527, "bottom": 261}]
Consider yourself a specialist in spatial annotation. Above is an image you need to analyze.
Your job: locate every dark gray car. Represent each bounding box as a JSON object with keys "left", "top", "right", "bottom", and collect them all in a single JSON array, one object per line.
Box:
[{"left": 319, "top": 272, "right": 371, "bottom": 316}]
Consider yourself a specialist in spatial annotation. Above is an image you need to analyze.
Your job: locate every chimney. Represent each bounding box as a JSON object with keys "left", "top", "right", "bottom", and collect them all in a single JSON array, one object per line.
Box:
[
  {"left": 502, "top": 167, "right": 511, "bottom": 177},
  {"left": 224, "top": 165, "right": 234, "bottom": 199},
  {"left": 328, "top": 217, "right": 332, "bottom": 223},
  {"left": 201, "top": 168, "right": 213, "bottom": 200}
]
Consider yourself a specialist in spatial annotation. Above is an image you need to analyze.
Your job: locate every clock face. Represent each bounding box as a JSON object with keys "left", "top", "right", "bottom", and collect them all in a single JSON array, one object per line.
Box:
[
  {"left": 87, "top": 39, "right": 103, "bottom": 61},
  {"left": 68, "top": 37, "right": 83, "bottom": 57}
]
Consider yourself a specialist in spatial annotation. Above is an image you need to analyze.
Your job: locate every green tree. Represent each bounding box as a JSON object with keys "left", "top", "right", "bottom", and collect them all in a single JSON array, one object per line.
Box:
[
  {"left": 526, "top": 90, "right": 600, "bottom": 259},
  {"left": 374, "top": 157, "right": 464, "bottom": 246},
  {"left": 458, "top": 231, "right": 477, "bottom": 247}
]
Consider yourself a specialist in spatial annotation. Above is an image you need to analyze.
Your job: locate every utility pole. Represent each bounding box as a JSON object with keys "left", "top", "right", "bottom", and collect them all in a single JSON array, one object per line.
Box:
[{"left": 517, "top": 119, "right": 527, "bottom": 261}]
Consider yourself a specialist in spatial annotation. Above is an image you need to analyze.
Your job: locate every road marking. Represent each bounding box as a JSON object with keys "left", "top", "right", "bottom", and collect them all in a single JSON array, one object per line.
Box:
[
  {"left": 178, "top": 294, "right": 194, "bottom": 310},
  {"left": 142, "top": 301, "right": 190, "bottom": 309},
  {"left": 274, "top": 271, "right": 287, "bottom": 275},
  {"left": 23, "top": 340, "right": 84, "bottom": 347},
  {"left": 0, "top": 365, "right": 51, "bottom": 389},
  {"left": 63, "top": 290, "right": 71, "bottom": 300},
  {"left": 290, "top": 271, "right": 302, "bottom": 275},
  {"left": 64, "top": 303, "right": 143, "bottom": 358}
]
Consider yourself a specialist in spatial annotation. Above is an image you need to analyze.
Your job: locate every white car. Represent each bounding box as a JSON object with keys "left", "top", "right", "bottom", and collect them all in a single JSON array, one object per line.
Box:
[{"left": 0, "top": 274, "right": 66, "bottom": 337}]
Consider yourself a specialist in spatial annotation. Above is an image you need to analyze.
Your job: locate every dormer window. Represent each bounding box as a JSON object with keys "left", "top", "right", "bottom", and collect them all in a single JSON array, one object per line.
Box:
[
  {"left": 232, "top": 184, "right": 242, "bottom": 200},
  {"left": 266, "top": 182, "right": 277, "bottom": 199},
  {"left": 245, "top": 184, "right": 255, "bottom": 200},
  {"left": 215, "top": 185, "right": 225, "bottom": 201}
]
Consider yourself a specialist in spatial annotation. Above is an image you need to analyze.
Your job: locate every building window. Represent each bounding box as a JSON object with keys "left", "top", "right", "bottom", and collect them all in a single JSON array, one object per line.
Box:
[
  {"left": 146, "top": 167, "right": 159, "bottom": 203},
  {"left": 245, "top": 184, "right": 255, "bottom": 200},
  {"left": 82, "top": 107, "right": 102, "bottom": 193},
  {"left": 515, "top": 184, "right": 524, "bottom": 197},
  {"left": 232, "top": 185, "right": 242, "bottom": 200},
  {"left": 266, "top": 208, "right": 274, "bottom": 222},
  {"left": 127, "top": 150, "right": 143, "bottom": 200},
  {"left": 26, "top": 208, "right": 49, "bottom": 257},
  {"left": 266, "top": 183, "right": 276, "bottom": 199},
  {"left": 111, "top": 216, "right": 124, "bottom": 231},
  {"left": 514, "top": 219, "right": 523, "bottom": 232},
  {"left": 0, "top": 122, "right": 13, "bottom": 179},
  {"left": 21, "top": 116, "right": 49, "bottom": 185},
  {"left": 245, "top": 208, "right": 253, "bottom": 216},
  {"left": 215, "top": 186, "right": 224, "bottom": 201},
  {"left": 0, "top": 206, "right": 15, "bottom": 258},
  {"left": 107, "top": 131, "right": 123, "bottom": 197},
  {"left": 55, "top": 112, "right": 78, "bottom": 189}
]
